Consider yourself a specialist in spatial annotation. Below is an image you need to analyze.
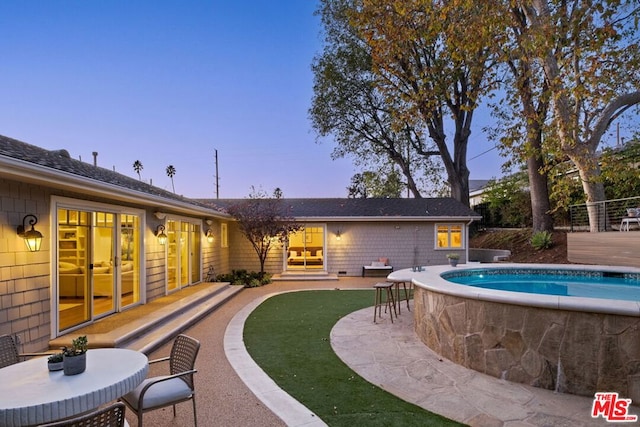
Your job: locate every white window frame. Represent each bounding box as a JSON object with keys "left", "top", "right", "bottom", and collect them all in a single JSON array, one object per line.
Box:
[{"left": 435, "top": 223, "right": 465, "bottom": 249}]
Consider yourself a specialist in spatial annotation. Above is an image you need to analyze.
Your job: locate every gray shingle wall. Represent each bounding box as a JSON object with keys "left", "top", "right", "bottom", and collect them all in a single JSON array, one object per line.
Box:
[
  {"left": 226, "top": 221, "right": 466, "bottom": 276},
  {"left": 0, "top": 179, "right": 52, "bottom": 352}
]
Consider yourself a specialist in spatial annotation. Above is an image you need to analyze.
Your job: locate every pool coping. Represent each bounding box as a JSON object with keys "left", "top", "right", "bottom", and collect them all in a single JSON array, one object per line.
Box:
[{"left": 388, "top": 263, "right": 640, "bottom": 317}]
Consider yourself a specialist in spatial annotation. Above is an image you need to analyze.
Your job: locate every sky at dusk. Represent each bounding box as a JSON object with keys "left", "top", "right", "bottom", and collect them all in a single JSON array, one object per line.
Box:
[{"left": 1, "top": 2, "right": 630, "bottom": 199}]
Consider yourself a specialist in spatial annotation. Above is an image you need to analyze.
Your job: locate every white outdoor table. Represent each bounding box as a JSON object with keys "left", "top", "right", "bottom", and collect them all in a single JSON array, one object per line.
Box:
[{"left": 0, "top": 348, "right": 148, "bottom": 427}]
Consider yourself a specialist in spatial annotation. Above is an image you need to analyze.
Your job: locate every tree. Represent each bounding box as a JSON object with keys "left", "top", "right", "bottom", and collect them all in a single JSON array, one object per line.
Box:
[
  {"left": 311, "top": 0, "right": 443, "bottom": 198},
  {"left": 350, "top": 0, "right": 498, "bottom": 206},
  {"left": 166, "top": 165, "right": 176, "bottom": 193},
  {"left": 132, "top": 160, "right": 143, "bottom": 181},
  {"left": 521, "top": 0, "right": 640, "bottom": 231},
  {"left": 226, "top": 187, "right": 300, "bottom": 274},
  {"left": 347, "top": 169, "right": 404, "bottom": 198},
  {"left": 482, "top": 173, "right": 533, "bottom": 228},
  {"left": 483, "top": 5, "right": 555, "bottom": 232}
]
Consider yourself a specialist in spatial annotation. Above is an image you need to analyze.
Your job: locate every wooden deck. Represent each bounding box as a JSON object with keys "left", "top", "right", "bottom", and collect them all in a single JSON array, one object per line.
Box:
[{"left": 567, "top": 231, "right": 640, "bottom": 267}]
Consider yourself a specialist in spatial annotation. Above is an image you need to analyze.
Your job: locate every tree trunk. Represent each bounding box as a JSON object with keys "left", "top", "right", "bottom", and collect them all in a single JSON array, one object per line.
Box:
[
  {"left": 572, "top": 157, "right": 607, "bottom": 232},
  {"left": 527, "top": 156, "right": 554, "bottom": 232}
]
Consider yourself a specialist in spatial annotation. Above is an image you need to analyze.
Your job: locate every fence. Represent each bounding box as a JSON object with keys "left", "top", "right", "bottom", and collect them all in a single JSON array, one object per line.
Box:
[{"left": 569, "top": 196, "right": 640, "bottom": 232}]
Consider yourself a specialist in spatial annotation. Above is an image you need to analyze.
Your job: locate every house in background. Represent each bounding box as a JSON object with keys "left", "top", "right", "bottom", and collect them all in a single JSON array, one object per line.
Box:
[
  {"left": 211, "top": 198, "right": 480, "bottom": 279},
  {"left": 0, "top": 135, "right": 479, "bottom": 352}
]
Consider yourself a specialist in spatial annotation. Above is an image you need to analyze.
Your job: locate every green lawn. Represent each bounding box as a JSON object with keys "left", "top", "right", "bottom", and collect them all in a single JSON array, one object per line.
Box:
[{"left": 243, "top": 289, "right": 465, "bottom": 427}]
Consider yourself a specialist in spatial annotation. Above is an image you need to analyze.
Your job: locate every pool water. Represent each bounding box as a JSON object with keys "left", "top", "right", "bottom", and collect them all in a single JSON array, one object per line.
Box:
[{"left": 444, "top": 270, "right": 640, "bottom": 301}]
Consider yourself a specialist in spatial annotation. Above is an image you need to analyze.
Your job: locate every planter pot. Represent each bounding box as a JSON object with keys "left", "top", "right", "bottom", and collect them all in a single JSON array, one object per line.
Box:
[
  {"left": 48, "top": 361, "right": 64, "bottom": 371},
  {"left": 63, "top": 353, "right": 86, "bottom": 375},
  {"left": 448, "top": 259, "right": 459, "bottom": 267}
]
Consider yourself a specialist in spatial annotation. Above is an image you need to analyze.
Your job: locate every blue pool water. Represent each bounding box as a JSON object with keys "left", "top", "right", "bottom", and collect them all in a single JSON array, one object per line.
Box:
[{"left": 443, "top": 269, "right": 640, "bottom": 302}]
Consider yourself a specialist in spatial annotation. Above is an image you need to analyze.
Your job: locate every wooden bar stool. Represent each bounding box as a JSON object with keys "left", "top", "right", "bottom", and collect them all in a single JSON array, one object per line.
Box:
[
  {"left": 388, "top": 279, "right": 413, "bottom": 314},
  {"left": 373, "top": 282, "right": 396, "bottom": 323}
]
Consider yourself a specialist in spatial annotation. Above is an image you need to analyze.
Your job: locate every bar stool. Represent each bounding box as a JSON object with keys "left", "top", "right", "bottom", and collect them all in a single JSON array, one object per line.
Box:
[
  {"left": 373, "top": 282, "right": 396, "bottom": 323},
  {"left": 388, "top": 279, "right": 413, "bottom": 314}
]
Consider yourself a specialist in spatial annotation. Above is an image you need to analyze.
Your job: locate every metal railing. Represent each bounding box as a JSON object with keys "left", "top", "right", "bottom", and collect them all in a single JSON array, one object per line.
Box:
[{"left": 569, "top": 196, "right": 640, "bottom": 232}]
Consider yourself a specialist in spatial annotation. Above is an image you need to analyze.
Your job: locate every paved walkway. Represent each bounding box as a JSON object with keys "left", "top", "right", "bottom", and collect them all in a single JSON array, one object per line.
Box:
[{"left": 127, "top": 279, "right": 624, "bottom": 426}]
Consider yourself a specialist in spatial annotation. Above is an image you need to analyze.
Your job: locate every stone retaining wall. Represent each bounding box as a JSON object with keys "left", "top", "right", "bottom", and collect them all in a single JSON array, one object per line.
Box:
[{"left": 413, "top": 286, "right": 640, "bottom": 400}]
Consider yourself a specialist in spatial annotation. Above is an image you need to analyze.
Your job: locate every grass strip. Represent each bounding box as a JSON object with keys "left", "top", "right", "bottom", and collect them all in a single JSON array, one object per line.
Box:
[{"left": 243, "top": 289, "right": 464, "bottom": 426}]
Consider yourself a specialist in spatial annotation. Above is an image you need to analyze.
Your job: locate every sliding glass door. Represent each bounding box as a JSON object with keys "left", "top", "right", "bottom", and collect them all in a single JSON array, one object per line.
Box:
[{"left": 286, "top": 225, "right": 326, "bottom": 271}]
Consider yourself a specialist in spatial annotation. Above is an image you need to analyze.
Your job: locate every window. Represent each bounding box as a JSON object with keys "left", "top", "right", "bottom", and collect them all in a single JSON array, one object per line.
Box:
[{"left": 436, "top": 224, "right": 463, "bottom": 249}]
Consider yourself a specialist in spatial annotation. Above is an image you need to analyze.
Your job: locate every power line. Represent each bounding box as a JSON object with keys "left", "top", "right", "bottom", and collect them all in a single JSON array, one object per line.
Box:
[{"left": 468, "top": 145, "right": 498, "bottom": 161}]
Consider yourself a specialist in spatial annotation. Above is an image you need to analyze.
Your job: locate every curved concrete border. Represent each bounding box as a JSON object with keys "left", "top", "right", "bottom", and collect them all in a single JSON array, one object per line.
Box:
[{"left": 223, "top": 291, "right": 327, "bottom": 427}]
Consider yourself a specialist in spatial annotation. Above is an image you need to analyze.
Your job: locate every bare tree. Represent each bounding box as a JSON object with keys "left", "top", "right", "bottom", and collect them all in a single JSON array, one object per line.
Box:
[{"left": 226, "top": 187, "right": 300, "bottom": 274}]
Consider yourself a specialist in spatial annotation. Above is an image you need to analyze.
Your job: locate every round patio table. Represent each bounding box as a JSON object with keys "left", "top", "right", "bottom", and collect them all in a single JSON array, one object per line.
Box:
[{"left": 0, "top": 348, "right": 148, "bottom": 426}]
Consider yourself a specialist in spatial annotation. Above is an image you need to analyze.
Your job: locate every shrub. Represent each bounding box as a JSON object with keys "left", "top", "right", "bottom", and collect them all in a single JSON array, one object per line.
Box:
[
  {"left": 530, "top": 231, "right": 553, "bottom": 250},
  {"left": 216, "top": 269, "right": 272, "bottom": 287}
]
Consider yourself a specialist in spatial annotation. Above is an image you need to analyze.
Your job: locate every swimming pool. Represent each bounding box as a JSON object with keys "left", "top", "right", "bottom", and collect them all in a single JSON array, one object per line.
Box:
[
  {"left": 442, "top": 268, "right": 640, "bottom": 301},
  {"left": 390, "top": 264, "right": 640, "bottom": 400}
]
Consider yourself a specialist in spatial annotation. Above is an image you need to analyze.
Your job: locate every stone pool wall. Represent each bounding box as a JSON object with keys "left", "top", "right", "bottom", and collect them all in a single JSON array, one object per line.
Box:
[{"left": 413, "top": 286, "right": 640, "bottom": 400}]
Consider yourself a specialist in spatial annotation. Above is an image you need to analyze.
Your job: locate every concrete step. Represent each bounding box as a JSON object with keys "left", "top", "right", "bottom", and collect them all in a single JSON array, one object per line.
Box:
[
  {"left": 50, "top": 284, "right": 244, "bottom": 355},
  {"left": 273, "top": 272, "right": 339, "bottom": 281}
]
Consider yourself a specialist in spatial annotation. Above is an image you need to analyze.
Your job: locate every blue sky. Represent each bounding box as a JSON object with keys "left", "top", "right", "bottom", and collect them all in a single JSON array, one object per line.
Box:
[{"left": 5, "top": 1, "right": 618, "bottom": 199}]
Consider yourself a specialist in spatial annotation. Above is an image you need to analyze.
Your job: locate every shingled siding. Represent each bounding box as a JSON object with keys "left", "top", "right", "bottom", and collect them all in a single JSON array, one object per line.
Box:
[
  {"left": 227, "top": 222, "right": 284, "bottom": 273},
  {"left": 227, "top": 220, "right": 467, "bottom": 276},
  {"left": 327, "top": 221, "right": 452, "bottom": 275},
  {"left": 0, "top": 177, "right": 223, "bottom": 351},
  {"left": 0, "top": 179, "right": 53, "bottom": 353}
]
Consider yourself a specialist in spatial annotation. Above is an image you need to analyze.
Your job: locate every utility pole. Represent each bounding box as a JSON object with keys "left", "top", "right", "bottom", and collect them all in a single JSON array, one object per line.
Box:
[{"left": 214, "top": 149, "right": 220, "bottom": 199}]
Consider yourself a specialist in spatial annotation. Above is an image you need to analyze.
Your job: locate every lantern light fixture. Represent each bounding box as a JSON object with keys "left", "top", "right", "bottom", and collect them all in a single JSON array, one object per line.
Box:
[
  {"left": 17, "top": 214, "right": 43, "bottom": 252},
  {"left": 156, "top": 224, "right": 168, "bottom": 245},
  {"left": 206, "top": 228, "right": 214, "bottom": 243}
]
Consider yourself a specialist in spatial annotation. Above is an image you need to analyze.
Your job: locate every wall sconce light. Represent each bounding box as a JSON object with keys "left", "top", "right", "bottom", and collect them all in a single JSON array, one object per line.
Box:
[
  {"left": 335, "top": 230, "right": 342, "bottom": 241},
  {"left": 17, "top": 214, "right": 43, "bottom": 252},
  {"left": 156, "top": 225, "right": 168, "bottom": 245},
  {"left": 206, "top": 228, "right": 214, "bottom": 243}
]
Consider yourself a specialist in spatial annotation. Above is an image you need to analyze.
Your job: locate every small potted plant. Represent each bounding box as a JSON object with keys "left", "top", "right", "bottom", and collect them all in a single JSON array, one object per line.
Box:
[
  {"left": 446, "top": 253, "right": 460, "bottom": 267},
  {"left": 63, "top": 335, "right": 88, "bottom": 376},
  {"left": 47, "top": 351, "right": 64, "bottom": 371}
]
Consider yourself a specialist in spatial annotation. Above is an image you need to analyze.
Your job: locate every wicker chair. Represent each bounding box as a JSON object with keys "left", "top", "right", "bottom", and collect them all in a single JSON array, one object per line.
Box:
[
  {"left": 121, "top": 334, "right": 201, "bottom": 427},
  {"left": 0, "top": 334, "right": 20, "bottom": 369},
  {"left": 38, "top": 402, "right": 126, "bottom": 427}
]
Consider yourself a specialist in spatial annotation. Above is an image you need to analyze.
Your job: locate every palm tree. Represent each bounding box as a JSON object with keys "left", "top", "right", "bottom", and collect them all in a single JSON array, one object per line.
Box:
[
  {"left": 132, "top": 160, "right": 143, "bottom": 181},
  {"left": 166, "top": 165, "right": 176, "bottom": 193}
]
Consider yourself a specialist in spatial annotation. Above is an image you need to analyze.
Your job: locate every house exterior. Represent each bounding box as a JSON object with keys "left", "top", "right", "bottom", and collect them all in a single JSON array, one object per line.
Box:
[
  {"left": 211, "top": 198, "right": 480, "bottom": 278},
  {"left": 0, "top": 135, "right": 479, "bottom": 352}
]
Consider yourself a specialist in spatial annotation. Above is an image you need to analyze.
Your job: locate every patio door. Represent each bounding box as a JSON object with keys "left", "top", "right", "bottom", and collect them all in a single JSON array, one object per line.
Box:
[
  {"left": 165, "top": 219, "right": 201, "bottom": 293},
  {"left": 286, "top": 225, "right": 326, "bottom": 271},
  {"left": 56, "top": 205, "right": 142, "bottom": 333}
]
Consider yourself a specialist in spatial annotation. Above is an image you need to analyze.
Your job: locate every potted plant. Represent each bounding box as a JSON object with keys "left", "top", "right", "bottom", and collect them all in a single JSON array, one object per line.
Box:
[
  {"left": 63, "top": 335, "right": 88, "bottom": 376},
  {"left": 47, "top": 351, "right": 64, "bottom": 371},
  {"left": 446, "top": 253, "right": 460, "bottom": 267}
]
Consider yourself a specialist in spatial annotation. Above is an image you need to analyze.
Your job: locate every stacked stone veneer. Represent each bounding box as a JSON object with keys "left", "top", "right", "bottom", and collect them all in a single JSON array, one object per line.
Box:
[{"left": 413, "top": 286, "right": 640, "bottom": 399}]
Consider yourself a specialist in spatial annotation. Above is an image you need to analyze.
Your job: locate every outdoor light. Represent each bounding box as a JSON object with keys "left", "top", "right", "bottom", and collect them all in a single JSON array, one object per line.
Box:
[
  {"left": 156, "top": 225, "right": 168, "bottom": 245},
  {"left": 206, "top": 228, "right": 214, "bottom": 243},
  {"left": 17, "top": 214, "right": 43, "bottom": 252},
  {"left": 335, "top": 230, "right": 342, "bottom": 241}
]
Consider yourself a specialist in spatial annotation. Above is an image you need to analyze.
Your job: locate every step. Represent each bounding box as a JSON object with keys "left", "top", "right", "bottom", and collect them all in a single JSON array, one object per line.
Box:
[
  {"left": 122, "top": 285, "right": 243, "bottom": 354},
  {"left": 50, "top": 284, "right": 244, "bottom": 355},
  {"left": 273, "top": 272, "right": 339, "bottom": 281}
]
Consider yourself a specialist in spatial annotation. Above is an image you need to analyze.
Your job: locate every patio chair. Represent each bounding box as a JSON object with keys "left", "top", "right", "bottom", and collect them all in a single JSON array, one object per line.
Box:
[
  {"left": 0, "top": 334, "right": 20, "bottom": 368},
  {"left": 121, "top": 334, "right": 201, "bottom": 427},
  {"left": 0, "top": 333, "right": 58, "bottom": 369},
  {"left": 38, "top": 401, "right": 127, "bottom": 427}
]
